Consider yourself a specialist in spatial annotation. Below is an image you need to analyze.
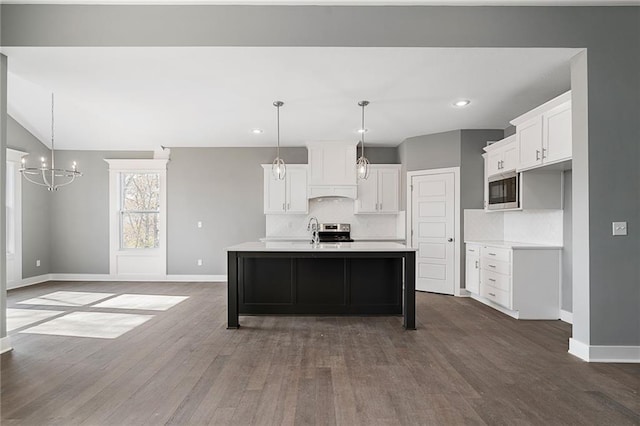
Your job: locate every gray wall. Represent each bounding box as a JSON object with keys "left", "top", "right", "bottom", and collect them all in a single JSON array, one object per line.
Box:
[
  {"left": 7, "top": 131, "right": 396, "bottom": 277},
  {"left": 167, "top": 147, "right": 307, "bottom": 275},
  {"left": 7, "top": 117, "right": 53, "bottom": 278},
  {"left": 563, "top": 170, "right": 573, "bottom": 313},
  {"left": 1, "top": 4, "right": 639, "bottom": 347},
  {"left": 49, "top": 150, "right": 152, "bottom": 274}
]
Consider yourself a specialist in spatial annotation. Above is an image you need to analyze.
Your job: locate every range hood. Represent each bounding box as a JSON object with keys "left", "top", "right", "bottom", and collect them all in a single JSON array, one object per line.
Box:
[{"left": 306, "top": 141, "right": 359, "bottom": 199}]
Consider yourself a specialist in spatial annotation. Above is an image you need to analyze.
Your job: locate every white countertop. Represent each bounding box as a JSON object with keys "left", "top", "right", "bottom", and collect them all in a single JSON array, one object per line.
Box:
[
  {"left": 228, "top": 241, "right": 417, "bottom": 252},
  {"left": 260, "top": 236, "right": 406, "bottom": 242},
  {"left": 464, "top": 240, "right": 563, "bottom": 250}
]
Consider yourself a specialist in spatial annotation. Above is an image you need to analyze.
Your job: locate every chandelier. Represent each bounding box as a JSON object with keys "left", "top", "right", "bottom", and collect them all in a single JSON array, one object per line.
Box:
[
  {"left": 20, "top": 93, "right": 81, "bottom": 191},
  {"left": 272, "top": 100, "right": 286, "bottom": 180},
  {"left": 356, "top": 100, "right": 370, "bottom": 180}
]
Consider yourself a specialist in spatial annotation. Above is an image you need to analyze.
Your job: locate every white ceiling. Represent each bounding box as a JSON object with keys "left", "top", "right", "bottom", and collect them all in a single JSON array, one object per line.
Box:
[{"left": 3, "top": 47, "right": 578, "bottom": 150}]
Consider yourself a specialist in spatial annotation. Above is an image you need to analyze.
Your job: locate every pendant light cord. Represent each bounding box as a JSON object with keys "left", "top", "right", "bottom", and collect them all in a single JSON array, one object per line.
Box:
[
  {"left": 51, "top": 93, "right": 55, "bottom": 170},
  {"left": 276, "top": 103, "right": 281, "bottom": 159},
  {"left": 361, "top": 102, "right": 365, "bottom": 158}
]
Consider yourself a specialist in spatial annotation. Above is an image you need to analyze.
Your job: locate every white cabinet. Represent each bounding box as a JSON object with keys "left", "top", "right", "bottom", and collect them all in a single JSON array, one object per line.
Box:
[
  {"left": 354, "top": 165, "right": 400, "bottom": 214},
  {"left": 263, "top": 165, "right": 308, "bottom": 214},
  {"left": 543, "top": 101, "right": 572, "bottom": 163},
  {"left": 466, "top": 242, "right": 561, "bottom": 319},
  {"left": 484, "top": 135, "right": 517, "bottom": 178},
  {"left": 465, "top": 244, "right": 481, "bottom": 294},
  {"left": 511, "top": 91, "right": 572, "bottom": 172}
]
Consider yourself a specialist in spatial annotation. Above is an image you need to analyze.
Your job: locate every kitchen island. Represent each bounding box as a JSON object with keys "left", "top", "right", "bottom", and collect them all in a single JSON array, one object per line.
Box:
[{"left": 226, "top": 242, "right": 417, "bottom": 330}]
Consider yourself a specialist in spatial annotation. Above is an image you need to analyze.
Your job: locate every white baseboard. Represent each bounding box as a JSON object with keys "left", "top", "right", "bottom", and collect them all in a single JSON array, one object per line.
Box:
[
  {"left": 0, "top": 336, "right": 13, "bottom": 354},
  {"left": 7, "top": 274, "right": 50, "bottom": 290},
  {"left": 8, "top": 273, "right": 227, "bottom": 289},
  {"left": 569, "top": 338, "right": 640, "bottom": 363},
  {"left": 560, "top": 309, "right": 573, "bottom": 324}
]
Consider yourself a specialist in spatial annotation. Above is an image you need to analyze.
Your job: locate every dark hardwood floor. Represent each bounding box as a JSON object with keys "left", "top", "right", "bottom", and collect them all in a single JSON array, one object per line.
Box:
[{"left": 2, "top": 281, "right": 639, "bottom": 425}]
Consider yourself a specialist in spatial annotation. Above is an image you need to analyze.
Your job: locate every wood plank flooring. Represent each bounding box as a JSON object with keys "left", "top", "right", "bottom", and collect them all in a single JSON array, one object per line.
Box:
[{"left": 2, "top": 280, "right": 639, "bottom": 425}]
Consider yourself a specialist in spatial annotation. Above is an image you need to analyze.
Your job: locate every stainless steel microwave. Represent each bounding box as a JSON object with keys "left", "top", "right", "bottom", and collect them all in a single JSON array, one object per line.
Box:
[{"left": 487, "top": 172, "right": 519, "bottom": 210}]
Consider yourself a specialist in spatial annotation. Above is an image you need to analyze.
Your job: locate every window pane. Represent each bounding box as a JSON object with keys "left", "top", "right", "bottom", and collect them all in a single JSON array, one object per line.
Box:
[
  {"left": 121, "top": 212, "right": 160, "bottom": 249},
  {"left": 122, "top": 173, "right": 160, "bottom": 211}
]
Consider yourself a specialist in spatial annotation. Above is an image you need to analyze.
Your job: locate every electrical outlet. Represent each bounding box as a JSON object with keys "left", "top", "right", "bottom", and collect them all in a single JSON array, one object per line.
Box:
[
  {"left": 612, "top": 221, "right": 628, "bottom": 236},
  {"left": 197, "top": 259, "right": 203, "bottom": 266},
  {"left": 36, "top": 259, "right": 41, "bottom": 267},
  {"left": 197, "top": 221, "right": 203, "bottom": 228}
]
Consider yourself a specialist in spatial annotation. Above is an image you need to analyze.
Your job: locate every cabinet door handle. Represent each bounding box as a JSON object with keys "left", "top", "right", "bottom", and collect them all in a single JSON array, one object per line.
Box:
[
  {"left": 489, "top": 292, "right": 496, "bottom": 297},
  {"left": 468, "top": 249, "right": 475, "bottom": 252},
  {"left": 282, "top": 203, "right": 286, "bottom": 210},
  {"left": 488, "top": 252, "right": 496, "bottom": 256},
  {"left": 475, "top": 260, "right": 478, "bottom": 268},
  {"left": 489, "top": 278, "right": 496, "bottom": 282},
  {"left": 287, "top": 203, "right": 290, "bottom": 210},
  {"left": 536, "top": 150, "right": 540, "bottom": 161},
  {"left": 379, "top": 202, "right": 382, "bottom": 210},
  {"left": 488, "top": 264, "right": 496, "bottom": 268},
  {"left": 542, "top": 148, "right": 547, "bottom": 159}
]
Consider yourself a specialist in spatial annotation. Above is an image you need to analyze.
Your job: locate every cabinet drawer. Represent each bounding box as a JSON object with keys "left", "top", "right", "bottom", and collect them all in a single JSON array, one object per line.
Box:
[
  {"left": 481, "top": 269, "right": 511, "bottom": 292},
  {"left": 482, "top": 259, "right": 510, "bottom": 276},
  {"left": 481, "top": 246, "right": 511, "bottom": 263},
  {"left": 481, "top": 284, "right": 511, "bottom": 309},
  {"left": 466, "top": 244, "right": 481, "bottom": 257}
]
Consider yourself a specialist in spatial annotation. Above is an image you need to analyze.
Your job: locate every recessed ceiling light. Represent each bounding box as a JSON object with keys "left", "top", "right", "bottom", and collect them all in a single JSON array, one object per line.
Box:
[
  {"left": 454, "top": 100, "right": 471, "bottom": 107},
  {"left": 251, "top": 128, "right": 263, "bottom": 134},
  {"left": 357, "top": 128, "right": 368, "bottom": 134}
]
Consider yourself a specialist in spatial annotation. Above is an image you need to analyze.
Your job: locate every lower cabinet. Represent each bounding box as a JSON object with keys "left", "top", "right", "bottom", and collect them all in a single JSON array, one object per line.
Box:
[
  {"left": 465, "top": 242, "right": 561, "bottom": 319},
  {"left": 465, "top": 244, "right": 480, "bottom": 294}
]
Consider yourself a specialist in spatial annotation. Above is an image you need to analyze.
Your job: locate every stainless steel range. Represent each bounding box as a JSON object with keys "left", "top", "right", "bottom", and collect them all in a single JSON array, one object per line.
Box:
[{"left": 318, "top": 223, "right": 354, "bottom": 243}]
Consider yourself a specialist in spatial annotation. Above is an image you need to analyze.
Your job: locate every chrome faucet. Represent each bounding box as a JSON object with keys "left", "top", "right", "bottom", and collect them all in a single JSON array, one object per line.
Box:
[{"left": 307, "top": 217, "right": 320, "bottom": 245}]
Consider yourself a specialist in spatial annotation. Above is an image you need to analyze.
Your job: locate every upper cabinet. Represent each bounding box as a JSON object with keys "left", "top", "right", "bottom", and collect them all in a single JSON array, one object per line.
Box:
[
  {"left": 484, "top": 135, "right": 517, "bottom": 178},
  {"left": 263, "top": 164, "right": 308, "bottom": 214},
  {"left": 511, "top": 91, "right": 572, "bottom": 172},
  {"left": 354, "top": 165, "right": 401, "bottom": 214},
  {"left": 307, "top": 141, "right": 358, "bottom": 199}
]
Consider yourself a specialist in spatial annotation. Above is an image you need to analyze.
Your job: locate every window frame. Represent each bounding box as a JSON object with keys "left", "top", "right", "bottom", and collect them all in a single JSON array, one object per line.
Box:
[{"left": 105, "top": 159, "right": 168, "bottom": 278}]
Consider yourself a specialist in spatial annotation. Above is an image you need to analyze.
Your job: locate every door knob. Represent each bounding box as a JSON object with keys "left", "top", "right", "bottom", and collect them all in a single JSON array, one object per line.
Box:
[{"left": 447, "top": 238, "right": 454, "bottom": 242}]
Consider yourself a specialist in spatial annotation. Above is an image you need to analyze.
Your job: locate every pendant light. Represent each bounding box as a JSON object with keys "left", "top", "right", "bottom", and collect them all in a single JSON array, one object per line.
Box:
[
  {"left": 272, "top": 100, "right": 286, "bottom": 180},
  {"left": 356, "top": 100, "right": 370, "bottom": 180},
  {"left": 19, "top": 93, "right": 82, "bottom": 191}
]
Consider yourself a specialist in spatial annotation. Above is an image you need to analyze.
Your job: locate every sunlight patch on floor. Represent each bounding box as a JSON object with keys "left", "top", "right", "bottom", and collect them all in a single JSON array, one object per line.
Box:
[
  {"left": 17, "top": 291, "right": 115, "bottom": 307},
  {"left": 93, "top": 294, "right": 189, "bottom": 311},
  {"left": 20, "top": 312, "right": 154, "bottom": 339},
  {"left": 7, "top": 308, "right": 63, "bottom": 332}
]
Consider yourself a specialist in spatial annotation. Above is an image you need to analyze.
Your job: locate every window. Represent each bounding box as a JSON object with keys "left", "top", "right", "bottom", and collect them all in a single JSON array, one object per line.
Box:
[
  {"left": 106, "top": 158, "right": 168, "bottom": 277},
  {"left": 120, "top": 173, "right": 160, "bottom": 249}
]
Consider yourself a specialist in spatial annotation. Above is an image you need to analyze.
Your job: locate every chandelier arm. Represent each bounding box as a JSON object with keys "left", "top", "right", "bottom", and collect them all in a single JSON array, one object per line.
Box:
[
  {"left": 53, "top": 174, "right": 77, "bottom": 189},
  {"left": 21, "top": 171, "right": 49, "bottom": 187},
  {"left": 42, "top": 169, "right": 52, "bottom": 188}
]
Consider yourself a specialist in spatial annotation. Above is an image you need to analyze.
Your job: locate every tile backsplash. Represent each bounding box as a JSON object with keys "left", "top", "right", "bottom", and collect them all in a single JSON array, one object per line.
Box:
[
  {"left": 464, "top": 209, "right": 563, "bottom": 245},
  {"left": 266, "top": 198, "right": 403, "bottom": 239}
]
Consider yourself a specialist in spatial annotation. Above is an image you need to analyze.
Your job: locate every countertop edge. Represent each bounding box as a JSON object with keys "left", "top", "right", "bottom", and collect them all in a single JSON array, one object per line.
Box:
[{"left": 464, "top": 240, "right": 563, "bottom": 250}]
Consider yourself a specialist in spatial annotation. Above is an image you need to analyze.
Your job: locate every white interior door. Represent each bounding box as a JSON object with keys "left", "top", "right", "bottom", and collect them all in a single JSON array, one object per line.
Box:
[{"left": 411, "top": 172, "right": 455, "bottom": 294}]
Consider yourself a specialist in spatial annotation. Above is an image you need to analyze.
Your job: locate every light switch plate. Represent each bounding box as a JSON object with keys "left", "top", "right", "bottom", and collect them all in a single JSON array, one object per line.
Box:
[{"left": 612, "top": 221, "right": 627, "bottom": 236}]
